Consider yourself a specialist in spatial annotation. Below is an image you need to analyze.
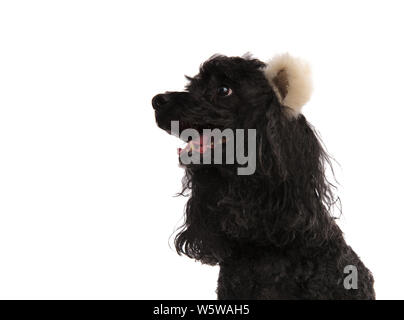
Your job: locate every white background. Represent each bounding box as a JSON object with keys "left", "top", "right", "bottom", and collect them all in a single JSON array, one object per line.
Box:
[{"left": 0, "top": 0, "right": 403, "bottom": 299}]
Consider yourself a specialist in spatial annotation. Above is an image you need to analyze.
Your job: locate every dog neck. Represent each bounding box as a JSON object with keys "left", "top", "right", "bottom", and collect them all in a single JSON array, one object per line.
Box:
[{"left": 176, "top": 165, "right": 341, "bottom": 266}]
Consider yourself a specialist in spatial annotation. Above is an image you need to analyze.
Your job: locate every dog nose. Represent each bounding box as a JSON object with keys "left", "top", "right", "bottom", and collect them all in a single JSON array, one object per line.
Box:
[{"left": 152, "top": 94, "right": 170, "bottom": 111}]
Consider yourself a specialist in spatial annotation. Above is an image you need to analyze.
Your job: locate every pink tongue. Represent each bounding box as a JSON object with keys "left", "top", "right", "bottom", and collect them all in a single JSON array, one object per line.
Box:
[{"left": 177, "top": 135, "right": 211, "bottom": 155}]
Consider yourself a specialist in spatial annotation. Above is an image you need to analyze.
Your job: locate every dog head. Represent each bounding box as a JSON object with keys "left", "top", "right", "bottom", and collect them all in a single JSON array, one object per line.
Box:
[{"left": 152, "top": 54, "right": 314, "bottom": 173}]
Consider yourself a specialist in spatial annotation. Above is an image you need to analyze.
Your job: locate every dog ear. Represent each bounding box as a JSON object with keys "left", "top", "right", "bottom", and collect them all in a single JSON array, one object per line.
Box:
[
  {"left": 264, "top": 53, "right": 313, "bottom": 118},
  {"left": 253, "top": 104, "right": 340, "bottom": 246}
]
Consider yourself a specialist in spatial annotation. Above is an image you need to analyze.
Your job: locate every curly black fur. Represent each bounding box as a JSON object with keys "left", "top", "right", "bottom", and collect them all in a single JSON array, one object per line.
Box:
[{"left": 152, "top": 55, "right": 375, "bottom": 299}]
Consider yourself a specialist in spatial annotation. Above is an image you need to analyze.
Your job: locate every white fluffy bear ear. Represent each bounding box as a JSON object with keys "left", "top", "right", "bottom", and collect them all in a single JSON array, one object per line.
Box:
[{"left": 264, "top": 53, "right": 313, "bottom": 118}]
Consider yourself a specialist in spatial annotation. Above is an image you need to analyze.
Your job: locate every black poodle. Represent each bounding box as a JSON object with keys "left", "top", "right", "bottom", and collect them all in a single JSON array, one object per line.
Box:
[{"left": 152, "top": 54, "right": 375, "bottom": 299}]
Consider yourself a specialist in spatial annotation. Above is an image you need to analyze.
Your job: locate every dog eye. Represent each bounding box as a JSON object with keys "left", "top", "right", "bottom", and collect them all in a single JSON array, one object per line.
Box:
[{"left": 217, "top": 86, "right": 232, "bottom": 97}]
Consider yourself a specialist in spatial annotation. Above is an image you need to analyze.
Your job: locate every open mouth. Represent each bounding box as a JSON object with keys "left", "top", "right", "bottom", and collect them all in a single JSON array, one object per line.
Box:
[
  {"left": 177, "top": 135, "right": 227, "bottom": 155},
  {"left": 176, "top": 121, "right": 227, "bottom": 156}
]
